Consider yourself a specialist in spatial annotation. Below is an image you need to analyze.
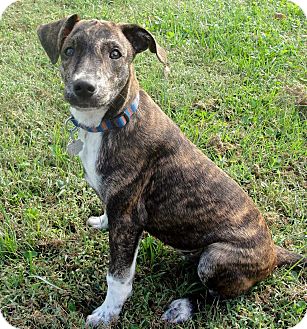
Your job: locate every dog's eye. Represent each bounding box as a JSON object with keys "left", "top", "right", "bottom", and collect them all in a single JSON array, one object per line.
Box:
[
  {"left": 64, "top": 47, "right": 75, "bottom": 57},
  {"left": 110, "top": 49, "right": 122, "bottom": 59}
]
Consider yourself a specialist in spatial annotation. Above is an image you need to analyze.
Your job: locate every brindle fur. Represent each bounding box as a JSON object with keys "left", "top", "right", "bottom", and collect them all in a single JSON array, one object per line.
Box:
[{"left": 37, "top": 14, "right": 305, "bottom": 323}]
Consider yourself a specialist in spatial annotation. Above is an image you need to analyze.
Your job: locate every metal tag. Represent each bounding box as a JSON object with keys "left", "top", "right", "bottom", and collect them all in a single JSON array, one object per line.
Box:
[{"left": 67, "top": 138, "right": 84, "bottom": 156}]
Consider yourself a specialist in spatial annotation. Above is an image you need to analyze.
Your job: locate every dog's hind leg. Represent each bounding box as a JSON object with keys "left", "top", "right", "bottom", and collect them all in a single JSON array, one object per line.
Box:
[
  {"left": 161, "top": 298, "right": 194, "bottom": 323},
  {"left": 87, "top": 212, "right": 108, "bottom": 230},
  {"left": 197, "top": 242, "right": 275, "bottom": 298},
  {"left": 162, "top": 242, "right": 275, "bottom": 323}
]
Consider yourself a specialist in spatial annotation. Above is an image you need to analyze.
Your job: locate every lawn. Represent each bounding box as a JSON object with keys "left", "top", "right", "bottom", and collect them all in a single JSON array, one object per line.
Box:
[{"left": 0, "top": 0, "right": 306, "bottom": 328}]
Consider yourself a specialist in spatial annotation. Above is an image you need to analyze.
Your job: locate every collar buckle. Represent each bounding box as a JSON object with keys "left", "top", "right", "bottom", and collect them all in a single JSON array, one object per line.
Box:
[{"left": 122, "top": 111, "right": 130, "bottom": 124}]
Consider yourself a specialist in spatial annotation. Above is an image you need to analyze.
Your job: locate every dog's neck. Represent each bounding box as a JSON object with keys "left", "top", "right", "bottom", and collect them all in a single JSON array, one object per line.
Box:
[
  {"left": 106, "top": 67, "right": 139, "bottom": 119},
  {"left": 70, "top": 67, "right": 139, "bottom": 129}
]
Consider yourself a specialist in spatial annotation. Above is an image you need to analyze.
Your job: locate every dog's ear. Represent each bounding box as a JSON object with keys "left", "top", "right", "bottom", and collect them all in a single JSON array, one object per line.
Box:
[
  {"left": 37, "top": 14, "right": 80, "bottom": 64},
  {"left": 120, "top": 24, "right": 167, "bottom": 67}
]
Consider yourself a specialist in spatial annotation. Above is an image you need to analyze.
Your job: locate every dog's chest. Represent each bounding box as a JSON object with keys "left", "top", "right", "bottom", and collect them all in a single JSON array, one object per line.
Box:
[{"left": 78, "top": 130, "right": 102, "bottom": 193}]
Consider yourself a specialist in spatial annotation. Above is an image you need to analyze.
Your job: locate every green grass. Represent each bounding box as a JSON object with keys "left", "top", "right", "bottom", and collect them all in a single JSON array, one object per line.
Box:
[{"left": 0, "top": 0, "right": 306, "bottom": 328}]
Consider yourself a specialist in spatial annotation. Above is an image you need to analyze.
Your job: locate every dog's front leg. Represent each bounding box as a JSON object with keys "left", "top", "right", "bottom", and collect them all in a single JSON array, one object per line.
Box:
[{"left": 86, "top": 213, "right": 142, "bottom": 327}]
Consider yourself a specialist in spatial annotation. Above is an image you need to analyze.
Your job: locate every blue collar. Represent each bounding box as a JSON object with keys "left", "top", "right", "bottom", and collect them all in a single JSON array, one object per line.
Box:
[{"left": 68, "top": 93, "right": 139, "bottom": 133}]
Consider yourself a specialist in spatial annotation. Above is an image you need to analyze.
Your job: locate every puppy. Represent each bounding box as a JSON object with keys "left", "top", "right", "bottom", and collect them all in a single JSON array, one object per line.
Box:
[{"left": 37, "top": 14, "right": 305, "bottom": 326}]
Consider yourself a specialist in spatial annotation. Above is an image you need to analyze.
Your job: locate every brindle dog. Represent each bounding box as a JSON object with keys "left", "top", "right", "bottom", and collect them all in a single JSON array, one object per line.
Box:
[{"left": 37, "top": 14, "right": 305, "bottom": 327}]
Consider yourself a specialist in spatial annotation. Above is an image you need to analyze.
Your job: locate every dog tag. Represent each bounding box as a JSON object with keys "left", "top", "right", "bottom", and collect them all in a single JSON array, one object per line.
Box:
[{"left": 67, "top": 139, "right": 84, "bottom": 156}]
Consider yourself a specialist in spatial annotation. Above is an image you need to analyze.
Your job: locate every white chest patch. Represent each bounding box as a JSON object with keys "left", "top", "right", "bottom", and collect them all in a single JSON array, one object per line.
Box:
[
  {"left": 70, "top": 106, "right": 108, "bottom": 194},
  {"left": 78, "top": 129, "right": 102, "bottom": 193}
]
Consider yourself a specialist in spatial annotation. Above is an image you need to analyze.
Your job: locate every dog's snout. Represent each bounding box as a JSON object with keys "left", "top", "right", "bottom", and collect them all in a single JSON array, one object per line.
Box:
[{"left": 73, "top": 79, "right": 96, "bottom": 98}]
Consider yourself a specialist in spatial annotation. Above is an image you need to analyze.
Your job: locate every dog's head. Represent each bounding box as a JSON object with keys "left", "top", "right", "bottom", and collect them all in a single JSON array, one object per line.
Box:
[{"left": 37, "top": 14, "right": 167, "bottom": 110}]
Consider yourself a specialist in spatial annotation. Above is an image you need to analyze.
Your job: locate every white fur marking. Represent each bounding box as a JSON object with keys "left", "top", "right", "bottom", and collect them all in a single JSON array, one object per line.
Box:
[
  {"left": 86, "top": 274, "right": 132, "bottom": 326},
  {"left": 86, "top": 247, "right": 139, "bottom": 327},
  {"left": 161, "top": 298, "right": 193, "bottom": 323},
  {"left": 87, "top": 213, "right": 108, "bottom": 229},
  {"left": 70, "top": 106, "right": 108, "bottom": 127},
  {"left": 77, "top": 129, "right": 102, "bottom": 193},
  {"left": 70, "top": 106, "right": 108, "bottom": 193}
]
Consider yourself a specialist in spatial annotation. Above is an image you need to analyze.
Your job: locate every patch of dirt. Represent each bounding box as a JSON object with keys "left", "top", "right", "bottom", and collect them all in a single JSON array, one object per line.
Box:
[
  {"left": 252, "top": 164, "right": 261, "bottom": 178},
  {"left": 285, "top": 85, "right": 307, "bottom": 120},
  {"left": 264, "top": 212, "right": 279, "bottom": 226},
  {"left": 254, "top": 286, "right": 273, "bottom": 304},
  {"left": 192, "top": 98, "right": 220, "bottom": 111},
  {"left": 36, "top": 238, "right": 65, "bottom": 253},
  {"left": 285, "top": 85, "right": 307, "bottom": 106},
  {"left": 274, "top": 12, "right": 287, "bottom": 20},
  {"left": 206, "top": 135, "right": 235, "bottom": 154}
]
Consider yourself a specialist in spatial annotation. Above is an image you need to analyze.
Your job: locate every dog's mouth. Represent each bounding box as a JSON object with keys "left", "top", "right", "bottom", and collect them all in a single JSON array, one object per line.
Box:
[
  {"left": 64, "top": 89, "right": 106, "bottom": 110},
  {"left": 71, "top": 104, "right": 100, "bottom": 111}
]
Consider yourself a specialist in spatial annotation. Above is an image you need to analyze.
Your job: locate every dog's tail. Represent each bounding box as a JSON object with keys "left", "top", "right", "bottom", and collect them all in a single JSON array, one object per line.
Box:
[{"left": 275, "top": 245, "right": 306, "bottom": 268}]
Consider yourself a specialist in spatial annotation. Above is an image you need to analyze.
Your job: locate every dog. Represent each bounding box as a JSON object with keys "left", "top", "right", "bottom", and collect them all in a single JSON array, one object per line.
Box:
[{"left": 37, "top": 14, "right": 305, "bottom": 327}]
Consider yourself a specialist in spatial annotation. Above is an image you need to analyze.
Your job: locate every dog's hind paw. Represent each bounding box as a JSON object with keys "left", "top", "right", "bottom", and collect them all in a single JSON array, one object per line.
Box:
[
  {"left": 161, "top": 298, "right": 193, "bottom": 323},
  {"left": 87, "top": 213, "right": 108, "bottom": 230}
]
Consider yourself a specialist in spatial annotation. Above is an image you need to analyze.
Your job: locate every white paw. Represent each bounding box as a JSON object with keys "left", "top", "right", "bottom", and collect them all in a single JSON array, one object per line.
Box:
[
  {"left": 161, "top": 298, "right": 193, "bottom": 323},
  {"left": 86, "top": 303, "right": 119, "bottom": 327},
  {"left": 87, "top": 213, "right": 108, "bottom": 230}
]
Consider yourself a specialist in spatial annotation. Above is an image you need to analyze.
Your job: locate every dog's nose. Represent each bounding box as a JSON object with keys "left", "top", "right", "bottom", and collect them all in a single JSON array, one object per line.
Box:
[{"left": 73, "top": 79, "right": 96, "bottom": 98}]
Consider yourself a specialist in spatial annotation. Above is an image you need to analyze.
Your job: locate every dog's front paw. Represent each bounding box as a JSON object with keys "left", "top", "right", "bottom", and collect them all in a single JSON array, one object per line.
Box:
[
  {"left": 86, "top": 304, "right": 118, "bottom": 327},
  {"left": 87, "top": 213, "right": 108, "bottom": 230}
]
